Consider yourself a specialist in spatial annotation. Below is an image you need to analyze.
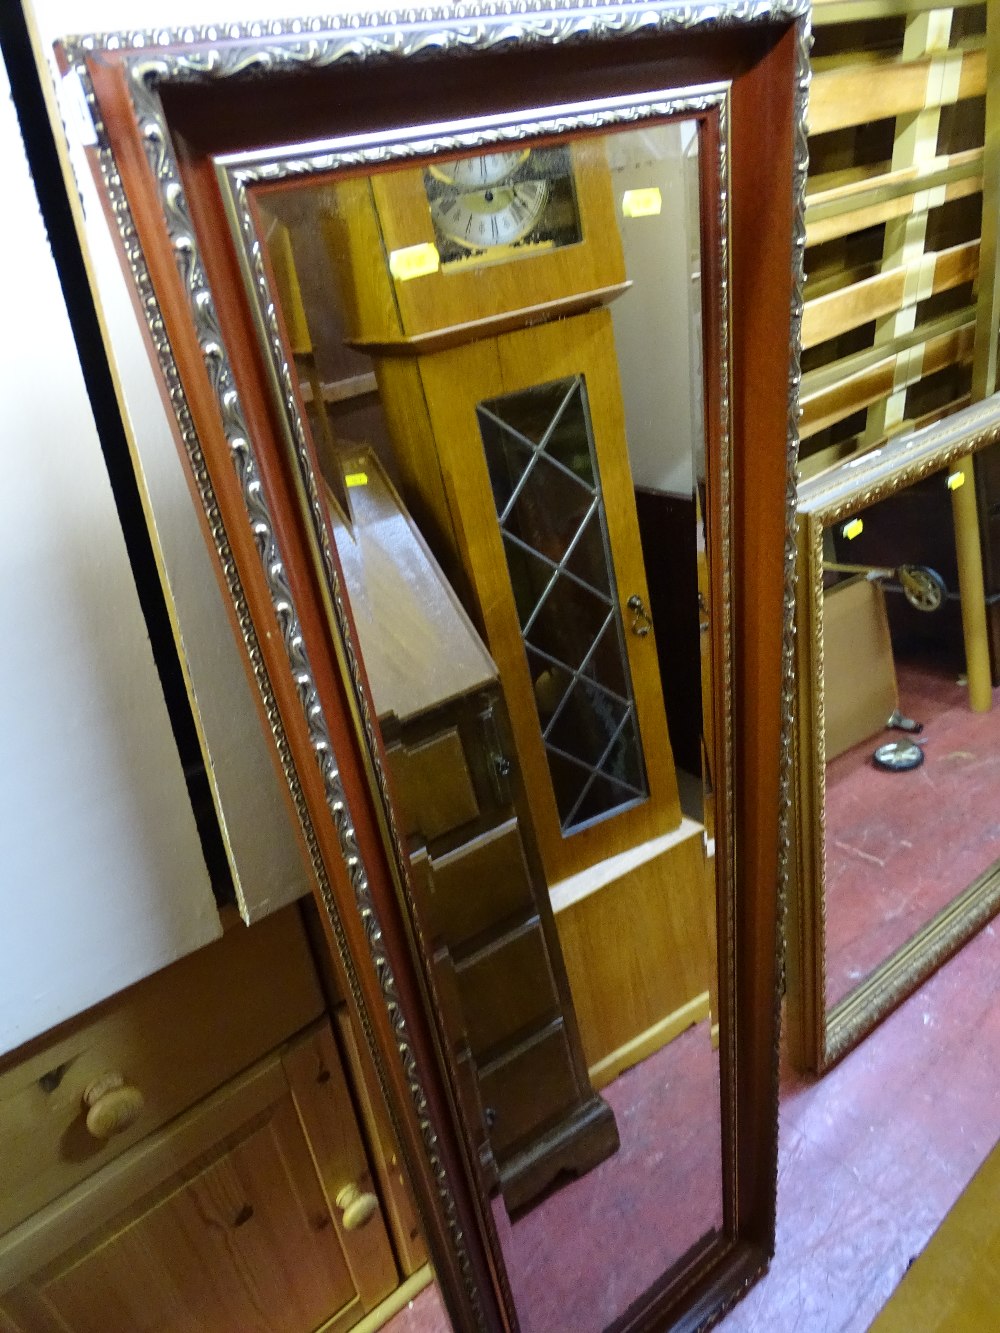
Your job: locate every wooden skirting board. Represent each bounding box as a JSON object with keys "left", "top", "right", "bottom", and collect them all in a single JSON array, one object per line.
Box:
[{"left": 586, "top": 992, "right": 711, "bottom": 1092}]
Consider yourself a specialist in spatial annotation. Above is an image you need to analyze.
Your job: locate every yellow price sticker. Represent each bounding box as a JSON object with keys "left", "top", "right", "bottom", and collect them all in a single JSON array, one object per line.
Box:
[
  {"left": 842, "top": 518, "right": 864, "bottom": 540},
  {"left": 389, "top": 242, "right": 440, "bottom": 281},
  {"left": 345, "top": 472, "right": 368, "bottom": 488},
  {"left": 622, "top": 187, "right": 663, "bottom": 219},
  {"left": 947, "top": 470, "right": 965, "bottom": 491}
]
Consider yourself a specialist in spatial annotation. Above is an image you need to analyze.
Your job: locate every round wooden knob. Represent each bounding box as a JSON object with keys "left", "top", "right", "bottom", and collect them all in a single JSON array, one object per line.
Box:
[
  {"left": 83, "top": 1073, "right": 144, "bottom": 1140},
  {"left": 335, "top": 1183, "right": 379, "bottom": 1231}
]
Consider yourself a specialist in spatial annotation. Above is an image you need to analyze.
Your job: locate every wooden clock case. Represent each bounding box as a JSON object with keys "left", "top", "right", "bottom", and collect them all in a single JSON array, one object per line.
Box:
[
  {"left": 318, "top": 133, "right": 684, "bottom": 893},
  {"left": 327, "top": 137, "right": 627, "bottom": 351},
  {"left": 60, "top": 4, "right": 809, "bottom": 1329}
]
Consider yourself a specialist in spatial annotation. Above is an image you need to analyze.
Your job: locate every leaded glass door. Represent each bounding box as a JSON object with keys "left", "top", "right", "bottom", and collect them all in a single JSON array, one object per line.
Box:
[
  {"left": 478, "top": 375, "right": 650, "bottom": 835},
  {"left": 417, "top": 308, "right": 682, "bottom": 885}
]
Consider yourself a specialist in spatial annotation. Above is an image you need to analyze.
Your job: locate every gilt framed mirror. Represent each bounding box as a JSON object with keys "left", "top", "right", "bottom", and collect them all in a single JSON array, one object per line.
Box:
[
  {"left": 59, "top": 4, "right": 807, "bottom": 1328},
  {"left": 788, "top": 396, "right": 1000, "bottom": 1074}
]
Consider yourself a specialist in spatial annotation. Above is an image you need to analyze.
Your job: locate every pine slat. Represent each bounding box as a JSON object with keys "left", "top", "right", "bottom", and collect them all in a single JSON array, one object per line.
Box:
[
  {"left": 807, "top": 148, "right": 982, "bottom": 212},
  {"left": 800, "top": 322, "right": 976, "bottom": 436},
  {"left": 813, "top": 0, "right": 983, "bottom": 23},
  {"left": 802, "top": 240, "right": 980, "bottom": 347},
  {"left": 809, "top": 47, "right": 986, "bottom": 135},
  {"left": 806, "top": 173, "right": 982, "bottom": 247}
]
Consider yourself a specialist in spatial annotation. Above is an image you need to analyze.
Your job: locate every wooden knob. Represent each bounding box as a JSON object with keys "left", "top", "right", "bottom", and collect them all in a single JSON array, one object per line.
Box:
[
  {"left": 335, "top": 1183, "right": 379, "bottom": 1231},
  {"left": 83, "top": 1073, "right": 144, "bottom": 1139}
]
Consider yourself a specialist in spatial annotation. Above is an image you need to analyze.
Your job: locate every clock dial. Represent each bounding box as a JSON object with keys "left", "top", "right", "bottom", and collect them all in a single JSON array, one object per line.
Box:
[
  {"left": 430, "top": 180, "right": 549, "bottom": 251},
  {"left": 423, "top": 144, "right": 581, "bottom": 264},
  {"left": 428, "top": 150, "right": 530, "bottom": 189}
]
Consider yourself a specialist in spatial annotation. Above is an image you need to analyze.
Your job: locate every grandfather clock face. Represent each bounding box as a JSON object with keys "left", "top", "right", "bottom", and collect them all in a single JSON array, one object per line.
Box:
[{"left": 423, "top": 145, "right": 582, "bottom": 264}]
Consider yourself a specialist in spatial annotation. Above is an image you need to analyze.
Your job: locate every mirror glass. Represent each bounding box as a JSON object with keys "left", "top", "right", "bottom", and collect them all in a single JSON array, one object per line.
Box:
[
  {"left": 236, "top": 109, "right": 727, "bottom": 1330},
  {"left": 821, "top": 468, "right": 1000, "bottom": 1014}
]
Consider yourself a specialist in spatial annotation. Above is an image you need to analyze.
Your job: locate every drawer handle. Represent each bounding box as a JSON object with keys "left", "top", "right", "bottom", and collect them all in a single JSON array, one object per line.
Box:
[
  {"left": 480, "top": 702, "right": 513, "bottom": 805},
  {"left": 83, "top": 1073, "right": 145, "bottom": 1140},
  {"left": 335, "top": 1183, "right": 379, "bottom": 1231}
]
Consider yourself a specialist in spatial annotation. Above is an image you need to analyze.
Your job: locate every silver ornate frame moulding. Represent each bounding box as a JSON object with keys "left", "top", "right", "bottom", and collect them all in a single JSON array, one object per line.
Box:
[
  {"left": 61, "top": 2, "right": 810, "bottom": 1325},
  {"left": 791, "top": 395, "right": 1000, "bottom": 1072}
]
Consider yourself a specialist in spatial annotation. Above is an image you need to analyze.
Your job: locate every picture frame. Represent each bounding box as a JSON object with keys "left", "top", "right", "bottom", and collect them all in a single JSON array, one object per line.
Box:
[{"left": 788, "top": 395, "right": 1000, "bottom": 1074}]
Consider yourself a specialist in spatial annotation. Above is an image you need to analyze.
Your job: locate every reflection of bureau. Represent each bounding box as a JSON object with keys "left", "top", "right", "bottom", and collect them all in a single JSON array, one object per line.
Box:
[
  {"left": 0, "top": 908, "right": 427, "bottom": 1332},
  {"left": 331, "top": 448, "right": 618, "bottom": 1210}
]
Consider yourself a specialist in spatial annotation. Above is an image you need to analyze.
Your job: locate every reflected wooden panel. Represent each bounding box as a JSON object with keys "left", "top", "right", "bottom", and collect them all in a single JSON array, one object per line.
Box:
[
  {"left": 552, "top": 823, "right": 713, "bottom": 1087},
  {"left": 410, "top": 314, "right": 682, "bottom": 881}
]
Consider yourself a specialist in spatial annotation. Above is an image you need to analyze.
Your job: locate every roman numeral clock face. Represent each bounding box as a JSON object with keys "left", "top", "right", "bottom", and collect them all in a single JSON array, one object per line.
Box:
[{"left": 424, "top": 146, "right": 582, "bottom": 265}]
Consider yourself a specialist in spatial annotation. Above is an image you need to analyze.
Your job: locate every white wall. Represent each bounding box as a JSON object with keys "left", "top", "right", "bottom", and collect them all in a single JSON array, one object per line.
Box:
[
  {"left": 608, "top": 121, "right": 705, "bottom": 498},
  {"left": 0, "top": 52, "right": 221, "bottom": 1056},
  {"left": 29, "top": 0, "right": 316, "bottom": 925}
]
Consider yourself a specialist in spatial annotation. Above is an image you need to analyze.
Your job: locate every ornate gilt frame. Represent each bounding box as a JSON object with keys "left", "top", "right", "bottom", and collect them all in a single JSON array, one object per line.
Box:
[
  {"left": 59, "top": 5, "right": 810, "bottom": 1328},
  {"left": 788, "top": 395, "right": 1000, "bottom": 1073}
]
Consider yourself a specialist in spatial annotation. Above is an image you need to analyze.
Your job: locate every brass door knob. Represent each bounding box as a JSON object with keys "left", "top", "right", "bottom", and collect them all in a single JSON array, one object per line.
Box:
[
  {"left": 335, "top": 1183, "right": 379, "bottom": 1231},
  {"left": 83, "top": 1073, "right": 145, "bottom": 1139}
]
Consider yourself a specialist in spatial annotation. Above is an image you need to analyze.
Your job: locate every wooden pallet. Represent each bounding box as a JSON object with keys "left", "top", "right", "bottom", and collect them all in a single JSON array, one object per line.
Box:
[{"left": 801, "top": 0, "right": 999, "bottom": 478}]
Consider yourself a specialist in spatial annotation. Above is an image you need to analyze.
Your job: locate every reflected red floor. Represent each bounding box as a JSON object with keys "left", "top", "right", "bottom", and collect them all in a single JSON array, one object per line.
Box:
[
  {"left": 497, "top": 1021, "right": 722, "bottom": 1333},
  {"left": 383, "top": 1022, "right": 722, "bottom": 1333},
  {"left": 824, "top": 662, "right": 1000, "bottom": 1009}
]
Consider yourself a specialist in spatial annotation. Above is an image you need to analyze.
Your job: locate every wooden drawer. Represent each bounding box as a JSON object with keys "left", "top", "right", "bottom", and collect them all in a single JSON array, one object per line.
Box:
[
  {"left": 334, "top": 1008, "right": 428, "bottom": 1277},
  {"left": 478, "top": 1022, "right": 579, "bottom": 1157},
  {"left": 455, "top": 919, "right": 559, "bottom": 1059},
  {"left": 0, "top": 1023, "right": 398, "bottom": 1329},
  {"left": 0, "top": 907, "right": 323, "bottom": 1236},
  {"left": 386, "top": 727, "right": 480, "bottom": 842},
  {"left": 429, "top": 819, "right": 534, "bottom": 947}
]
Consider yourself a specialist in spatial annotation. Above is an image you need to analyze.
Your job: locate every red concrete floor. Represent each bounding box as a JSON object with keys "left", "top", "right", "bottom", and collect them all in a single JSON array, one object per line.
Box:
[
  {"left": 385, "top": 918, "right": 1000, "bottom": 1332},
  {"left": 824, "top": 661, "right": 1000, "bottom": 1009},
  {"left": 720, "top": 919, "right": 1000, "bottom": 1331}
]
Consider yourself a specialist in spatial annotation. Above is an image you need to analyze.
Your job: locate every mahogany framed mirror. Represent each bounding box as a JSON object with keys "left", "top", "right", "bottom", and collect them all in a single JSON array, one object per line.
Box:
[
  {"left": 59, "top": 4, "right": 807, "bottom": 1328},
  {"left": 787, "top": 396, "right": 1000, "bottom": 1074}
]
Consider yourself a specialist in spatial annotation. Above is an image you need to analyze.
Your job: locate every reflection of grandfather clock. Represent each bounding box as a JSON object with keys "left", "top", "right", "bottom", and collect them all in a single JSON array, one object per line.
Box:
[{"left": 324, "top": 140, "right": 682, "bottom": 887}]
